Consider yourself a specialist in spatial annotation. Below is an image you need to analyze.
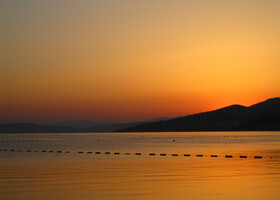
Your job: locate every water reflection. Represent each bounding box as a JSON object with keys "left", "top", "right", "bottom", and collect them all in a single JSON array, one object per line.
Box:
[{"left": 1, "top": 132, "right": 280, "bottom": 200}]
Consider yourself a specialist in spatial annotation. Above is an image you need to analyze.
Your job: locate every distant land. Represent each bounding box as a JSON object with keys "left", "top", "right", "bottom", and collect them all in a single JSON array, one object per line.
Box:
[
  {"left": 117, "top": 97, "right": 280, "bottom": 132},
  {"left": 0, "top": 117, "right": 170, "bottom": 133},
  {"left": 38, "top": 120, "right": 112, "bottom": 129},
  {"left": 0, "top": 98, "right": 279, "bottom": 133}
]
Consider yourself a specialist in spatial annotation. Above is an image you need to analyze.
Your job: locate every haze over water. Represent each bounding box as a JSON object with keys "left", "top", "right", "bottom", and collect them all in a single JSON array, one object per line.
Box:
[{"left": 1, "top": 131, "right": 280, "bottom": 200}]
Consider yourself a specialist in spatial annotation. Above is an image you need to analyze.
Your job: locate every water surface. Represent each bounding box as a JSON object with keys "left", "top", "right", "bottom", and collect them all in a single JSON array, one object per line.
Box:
[{"left": 1, "top": 131, "right": 280, "bottom": 200}]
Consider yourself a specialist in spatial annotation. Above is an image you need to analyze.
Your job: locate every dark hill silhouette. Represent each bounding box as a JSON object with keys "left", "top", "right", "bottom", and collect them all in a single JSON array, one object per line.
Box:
[
  {"left": 116, "top": 97, "right": 280, "bottom": 132},
  {"left": 145, "top": 117, "right": 170, "bottom": 122},
  {"left": 1, "top": 98, "right": 279, "bottom": 133},
  {"left": 39, "top": 120, "right": 111, "bottom": 128},
  {"left": 0, "top": 123, "right": 80, "bottom": 133},
  {"left": 0, "top": 122, "right": 142, "bottom": 133},
  {"left": 0, "top": 117, "right": 167, "bottom": 133},
  {"left": 235, "top": 114, "right": 280, "bottom": 131},
  {"left": 247, "top": 97, "right": 280, "bottom": 116}
]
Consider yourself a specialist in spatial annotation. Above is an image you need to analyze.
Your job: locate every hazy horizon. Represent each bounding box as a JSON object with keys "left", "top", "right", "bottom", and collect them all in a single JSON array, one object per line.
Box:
[{"left": 1, "top": 96, "right": 279, "bottom": 124}]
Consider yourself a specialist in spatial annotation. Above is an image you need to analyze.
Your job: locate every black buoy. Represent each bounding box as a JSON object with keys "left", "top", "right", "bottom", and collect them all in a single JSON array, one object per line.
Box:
[
  {"left": 135, "top": 153, "right": 141, "bottom": 155},
  {"left": 184, "top": 154, "right": 191, "bottom": 157},
  {"left": 196, "top": 154, "right": 203, "bottom": 157},
  {"left": 160, "top": 154, "right": 166, "bottom": 156},
  {"left": 87, "top": 152, "right": 92, "bottom": 154},
  {"left": 254, "top": 156, "right": 262, "bottom": 159},
  {"left": 114, "top": 152, "right": 120, "bottom": 155},
  {"left": 149, "top": 153, "right": 156, "bottom": 156},
  {"left": 172, "top": 154, "right": 178, "bottom": 156},
  {"left": 211, "top": 155, "right": 218, "bottom": 157},
  {"left": 225, "top": 155, "right": 233, "bottom": 158},
  {"left": 95, "top": 152, "right": 101, "bottom": 154},
  {"left": 105, "top": 152, "right": 110, "bottom": 154},
  {"left": 240, "top": 156, "right": 247, "bottom": 158},
  {"left": 78, "top": 151, "right": 83, "bottom": 154}
]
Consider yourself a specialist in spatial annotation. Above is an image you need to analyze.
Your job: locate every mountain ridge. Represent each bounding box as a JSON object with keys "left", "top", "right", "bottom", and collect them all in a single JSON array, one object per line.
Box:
[
  {"left": 116, "top": 97, "right": 280, "bottom": 132},
  {"left": 1, "top": 98, "right": 279, "bottom": 133},
  {"left": 0, "top": 117, "right": 168, "bottom": 133}
]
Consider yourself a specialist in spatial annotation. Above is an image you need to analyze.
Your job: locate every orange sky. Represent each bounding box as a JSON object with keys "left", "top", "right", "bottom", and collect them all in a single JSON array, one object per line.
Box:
[{"left": 1, "top": 0, "right": 280, "bottom": 123}]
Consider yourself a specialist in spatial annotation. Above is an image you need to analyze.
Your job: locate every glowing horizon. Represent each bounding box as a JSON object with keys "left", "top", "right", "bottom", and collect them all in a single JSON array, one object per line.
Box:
[{"left": 1, "top": 0, "right": 280, "bottom": 123}]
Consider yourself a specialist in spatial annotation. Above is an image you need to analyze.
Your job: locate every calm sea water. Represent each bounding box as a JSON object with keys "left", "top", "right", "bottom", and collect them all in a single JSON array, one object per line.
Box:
[{"left": 1, "top": 131, "right": 280, "bottom": 200}]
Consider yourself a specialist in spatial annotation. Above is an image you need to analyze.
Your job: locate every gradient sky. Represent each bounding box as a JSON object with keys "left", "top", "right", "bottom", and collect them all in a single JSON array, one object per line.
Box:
[{"left": 1, "top": 0, "right": 280, "bottom": 123}]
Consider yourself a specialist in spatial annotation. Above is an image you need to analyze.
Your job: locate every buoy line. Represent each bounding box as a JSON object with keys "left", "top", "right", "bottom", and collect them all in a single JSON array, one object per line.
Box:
[{"left": 0, "top": 148, "right": 265, "bottom": 159}]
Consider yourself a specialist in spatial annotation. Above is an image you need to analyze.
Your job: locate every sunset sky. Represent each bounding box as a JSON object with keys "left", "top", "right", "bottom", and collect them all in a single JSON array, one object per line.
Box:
[{"left": 1, "top": 0, "right": 280, "bottom": 123}]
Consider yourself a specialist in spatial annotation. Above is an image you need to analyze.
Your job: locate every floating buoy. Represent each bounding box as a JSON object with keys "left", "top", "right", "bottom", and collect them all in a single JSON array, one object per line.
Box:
[
  {"left": 87, "top": 152, "right": 92, "bottom": 154},
  {"left": 125, "top": 153, "right": 131, "bottom": 155},
  {"left": 211, "top": 155, "right": 218, "bottom": 157},
  {"left": 65, "top": 151, "right": 70, "bottom": 153},
  {"left": 172, "top": 154, "right": 178, "bottom": 156},
  {"left": 225, "top": 155, "right": 233, "bottom": 158},
  {"left": 34, "top": 150, "right": 38, "bottom": 152},
  {"left": 254, "top": 156, "right": 262, "bottom": 159},
  {"left": 27, "top": 150, "right": 31, "bottom": 152},
  {"left": 135, "top": 153, "right": 141, "bottom": 155},
  {"left": 184, "top": 154, "right": 191, "bottom": 157},
  {"left": 240, "top": 156, "right": 247, "bottom": 158},
  {"left": 10, "top": 149, "right": 15, "bottom": 152},
  {"left": 17, "top": 150, "right": 22, "bottom": 152},
  {"left": 105, "top": 152, "right": 110, "bottom": 154},
  {"left": 49, "top": 150, "right": 54, "bottom": 153},
  {"left": 160, "top": 154, "right": 166, "bottom": 156},
  {"left": 42, "top": 150, "right": 46, "bottom": 152},
  {"left": 78, "top": 151, "right": 83, "bottom": 154},
  {"left": 149, "top": 153, "right": 156, "bottom": 156},
  {"left": 196, "top": 155, "right": 203, "bottom": 157},
  {"left": 57, "top": 151, "right": 62, "bottom": 153},
  {"left": 114, "top": 152, "right": 120, "bottom": 155}
]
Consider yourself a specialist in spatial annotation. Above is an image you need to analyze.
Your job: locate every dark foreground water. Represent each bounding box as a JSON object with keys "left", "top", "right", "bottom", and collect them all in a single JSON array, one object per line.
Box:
[{"left": 1, "top": 131, "right": 280, "bottom": 200}]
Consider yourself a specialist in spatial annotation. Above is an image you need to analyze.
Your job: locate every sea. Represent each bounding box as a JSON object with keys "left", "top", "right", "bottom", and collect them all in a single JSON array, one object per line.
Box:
[{"left": 1, "top": 131, "right": 280, "bottom": 200}]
